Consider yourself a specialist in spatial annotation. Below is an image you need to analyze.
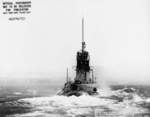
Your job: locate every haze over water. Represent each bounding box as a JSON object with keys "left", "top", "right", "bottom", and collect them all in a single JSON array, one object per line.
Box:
[
  {"left": 1, "top": 81, "right": 150, "bottom": 117},
  {"left": 0, "top": 0, "right": 150, "bottom": 84}
]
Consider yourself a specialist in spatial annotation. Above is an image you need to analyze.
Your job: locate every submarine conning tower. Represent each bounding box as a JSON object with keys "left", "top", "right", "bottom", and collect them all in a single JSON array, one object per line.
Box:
[
  {"left": 57, "top": 18, "right": 98, "bottom": 96},
  {"left": 75, "top": 18, "right": 95, "bottom": 84}
]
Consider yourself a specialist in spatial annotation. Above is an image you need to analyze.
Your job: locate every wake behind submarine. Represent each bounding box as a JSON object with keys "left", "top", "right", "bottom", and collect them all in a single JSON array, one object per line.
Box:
[{"left": 58, "top": 18, "right": 98, "bottom": 96}]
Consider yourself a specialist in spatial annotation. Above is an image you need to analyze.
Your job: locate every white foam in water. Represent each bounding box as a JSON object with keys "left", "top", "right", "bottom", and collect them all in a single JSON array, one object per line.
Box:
[{"left": 16, "top": 88, "right": 150, "bottom": 117}]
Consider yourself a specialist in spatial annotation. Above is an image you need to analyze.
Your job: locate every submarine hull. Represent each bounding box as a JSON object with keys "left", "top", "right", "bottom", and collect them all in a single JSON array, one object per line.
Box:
[{"left": 58, "top": 81, "right": 98, "bottom": 96}]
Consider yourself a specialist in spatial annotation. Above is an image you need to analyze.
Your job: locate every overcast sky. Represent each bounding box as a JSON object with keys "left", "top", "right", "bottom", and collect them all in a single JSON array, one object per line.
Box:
[{"left": 0, "top": 0, "right": 150, "bottom": 84}]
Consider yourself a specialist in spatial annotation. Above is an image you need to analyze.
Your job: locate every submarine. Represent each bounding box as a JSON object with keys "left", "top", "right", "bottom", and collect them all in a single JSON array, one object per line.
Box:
[{"left": 58, "top": 18, "right": 98, "bottom": 96}]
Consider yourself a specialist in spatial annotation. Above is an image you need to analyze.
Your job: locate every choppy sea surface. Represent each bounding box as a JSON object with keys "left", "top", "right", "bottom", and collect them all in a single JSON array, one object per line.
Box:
[{"left": 1, "top": 85, "right": 150, "bottom": 117}]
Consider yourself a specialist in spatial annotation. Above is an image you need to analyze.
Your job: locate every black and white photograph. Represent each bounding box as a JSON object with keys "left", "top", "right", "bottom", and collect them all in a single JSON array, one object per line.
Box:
[{"left": 0, "top": 0, "right": 150, "bottom": 117}]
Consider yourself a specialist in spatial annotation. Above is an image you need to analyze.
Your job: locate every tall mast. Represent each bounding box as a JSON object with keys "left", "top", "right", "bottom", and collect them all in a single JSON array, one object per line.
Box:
[
  {"left": 66, "top": 68, "right": 69, "bottom": 82},
  {"left": 82, "top": 17, "right": 84, "bottom": 43},
  {"left": 82, "top": 17, "right": 86, "bottom": 52}
]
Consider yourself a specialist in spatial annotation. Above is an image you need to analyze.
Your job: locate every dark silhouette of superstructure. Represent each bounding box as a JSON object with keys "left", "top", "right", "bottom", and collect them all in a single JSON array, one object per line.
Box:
[{"left": 58, "top": 18, "right": 97, "bottom": 96}]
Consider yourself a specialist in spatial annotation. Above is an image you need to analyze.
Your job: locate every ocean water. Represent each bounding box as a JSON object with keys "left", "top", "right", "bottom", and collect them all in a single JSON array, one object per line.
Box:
[{"left": 1, "top": 85, "right": 150, "bottom": 117}]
